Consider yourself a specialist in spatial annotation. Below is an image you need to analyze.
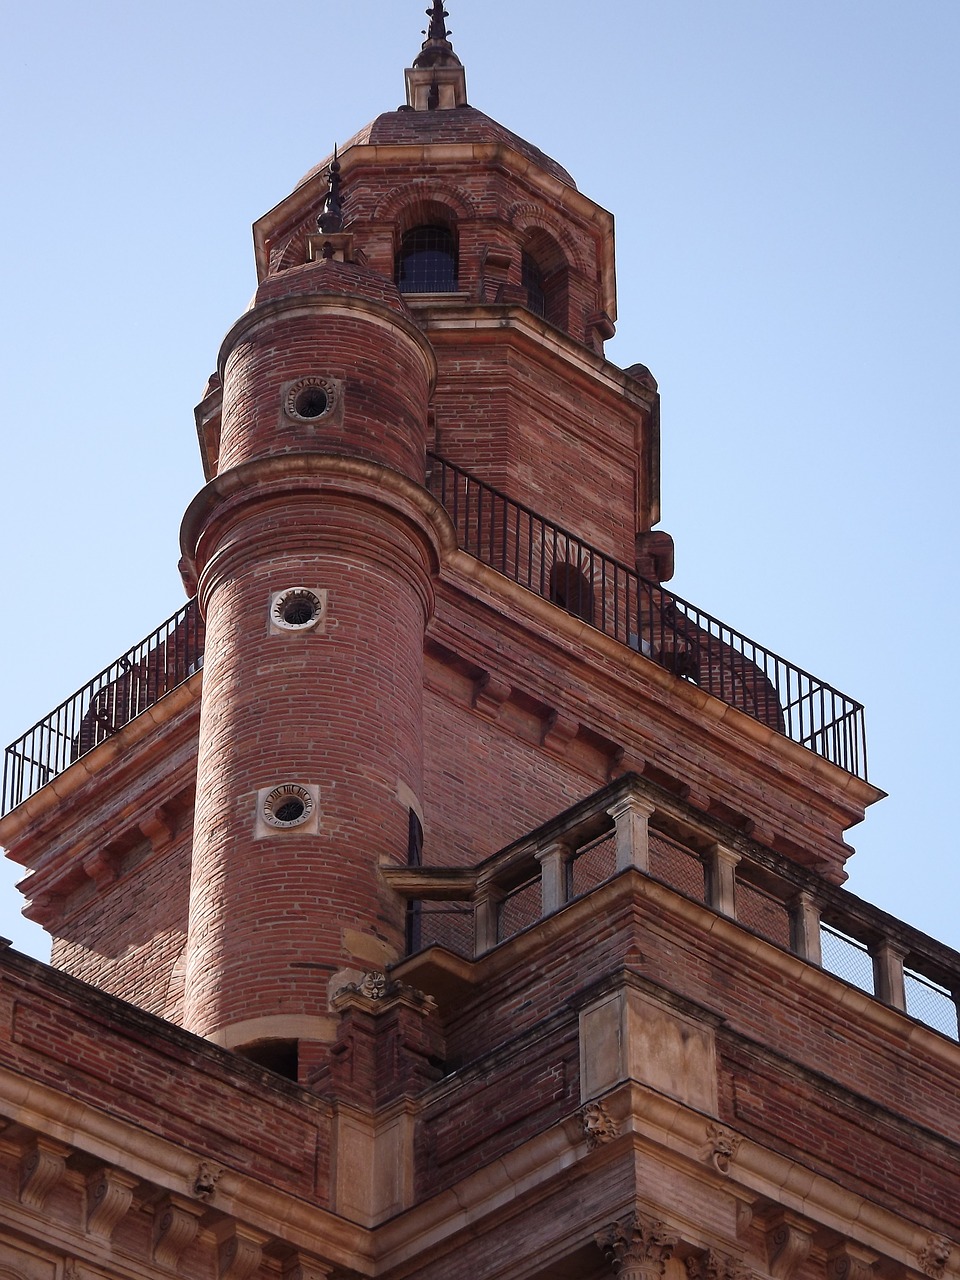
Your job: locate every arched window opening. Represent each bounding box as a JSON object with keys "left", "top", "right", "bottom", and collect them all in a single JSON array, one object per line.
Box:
[
  {"left": 396, "top": 225, "right": 458, "bottom": 294},
  {"left": 521, "top": 230, "right": 569, "bottom": 331},
  {"left": 522, "top": 252, "right": 546, "bottom": 318},
  {"left": 549, "top": 561, "right": 594, "bottom": 624}
]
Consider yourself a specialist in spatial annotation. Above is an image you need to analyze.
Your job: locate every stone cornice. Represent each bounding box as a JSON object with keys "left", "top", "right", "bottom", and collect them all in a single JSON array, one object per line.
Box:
[{"left": 430, "top": 554, "right": 881, "bottom": 833}]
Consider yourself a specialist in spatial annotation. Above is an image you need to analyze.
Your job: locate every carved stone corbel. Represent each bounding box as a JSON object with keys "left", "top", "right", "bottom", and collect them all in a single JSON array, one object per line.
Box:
[
  {"left": 597, "top": 1212, "right": 679, "bottom": 1280},
  {"left": 19, "top": 1137, "right": 71, "bottom": 1210},
  {"left": 86, "top": 1167, "right": 138, "bottom": 1241},
  {"left": 141, "top": 806, "right": 176, "bottom": 851},
  {"left": 153, "top": 1195, "right": 204, "bottom": 1268},
  {"left": 473, "top": 673, "right": 511, "bottom": 720},
  {"left": 765, "top": 1215, "right": 813, "bottom": 1280},
  {"left": 283, "top": 1254, "right": 335, "bottom": 1280},
  {"left": 826, "top": 1242, "right": 878, "bottom": 1280},
  {"left": 218, "top": 1222, "right": 270, "bottom": 1280},
  {"left": 918, "top": 1237, "right": 953, "bottom": 1280}
]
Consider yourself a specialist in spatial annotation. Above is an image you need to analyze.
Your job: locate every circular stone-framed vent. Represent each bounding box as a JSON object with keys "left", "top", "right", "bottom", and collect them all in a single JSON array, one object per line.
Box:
[
  {"left": 284, "top": 375, "right": 338, "bottom": 423},
  {"left": 262, "top": 784, "right": 315, "bottom": 829},
  {"left": 270, "top": 587, "right": 327, "bottom": 633}
]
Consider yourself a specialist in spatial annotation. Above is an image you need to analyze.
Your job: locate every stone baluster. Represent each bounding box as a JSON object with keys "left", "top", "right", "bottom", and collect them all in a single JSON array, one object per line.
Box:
[
  {"left": 871, "top": 937, "right": 907, "bottom": 1011},
  {"left": 608, "top": 794, "right": 656, "bottom": 873},
  {"left": 536, "top": 839, "right": 571, "bottom": 915},
  {"left": 705, "top": 843, "right": 741, "bottom": 918},
  {"left": 474, "top": 881, "right": 505, "bottom": 955},
  {"left": 789, "top": 891, "right": 823, "bottom": 964}
]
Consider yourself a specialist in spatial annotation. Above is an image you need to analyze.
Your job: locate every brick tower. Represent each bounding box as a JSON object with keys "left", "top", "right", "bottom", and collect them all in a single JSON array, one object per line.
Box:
[{"left": 0, "top": 7, "right": 958, "bottom": 1280}]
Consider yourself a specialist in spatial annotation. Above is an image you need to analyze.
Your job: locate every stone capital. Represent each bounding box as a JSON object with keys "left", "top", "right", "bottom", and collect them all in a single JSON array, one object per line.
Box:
[{"left": 597, "top": 1212, "right": 678, "bottom": 1280}]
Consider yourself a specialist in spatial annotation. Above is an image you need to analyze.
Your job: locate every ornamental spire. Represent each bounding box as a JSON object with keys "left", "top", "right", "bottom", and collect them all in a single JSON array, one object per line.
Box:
[
  {"left": 413, "top": 0, "right": 461, "bottom": 70},
  {"left": 425, "top": 1, "right": 450, "bottom": 42},
  {"left": 406, "top": 0, "right": 466, "bottom": 108},
  {"left": 317, "top": 145, "right": 344, "bottom": 234}
]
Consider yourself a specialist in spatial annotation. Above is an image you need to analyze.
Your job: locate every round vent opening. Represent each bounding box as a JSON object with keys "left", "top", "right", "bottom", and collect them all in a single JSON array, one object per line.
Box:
[
  {"left": 263, "top": 785, "right": 315, "bottom": 829},
  {"left": 294, "top": 386, "right": 328, "bottom": 419},
  {"left": 272, "top": 588, "right": 323, "bottom": 632},
  {"left": 285, "top": 376, "right": 336, "bottom": 423}
]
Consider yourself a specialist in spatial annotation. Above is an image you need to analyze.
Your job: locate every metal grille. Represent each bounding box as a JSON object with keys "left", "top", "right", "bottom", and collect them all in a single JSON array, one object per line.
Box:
[
  {"left": 395, "top": 225, "right": 458, "bottom": 293},
  {"left": 426, "top": 453, "right": 867, "bottom": 780},
  {"left": 498, "top": 877, "right": 541, "bottom": 942},
  {"left": 410, "top": 904, "right": 474, "bottom": 958},
  {"left": 736, "top": 879, "right": 791, "bottom": 948},
  {"left": 3, "top": 600, "right": 204, "bottom": 816},
  {"left": 904, "top": 967, "right": 959, "bottom": 1040},
  {"left": 648, "top": 833, "right": 706, "bottom": 901},
  {"left": 569, "top": 833, "right": 617, "bottom": 898},
  {"left": 522, "top": 251, "right": 546, "bottom": 317},
  {"left": 820, "top": 924, "right": 875, "bottom": 994}
]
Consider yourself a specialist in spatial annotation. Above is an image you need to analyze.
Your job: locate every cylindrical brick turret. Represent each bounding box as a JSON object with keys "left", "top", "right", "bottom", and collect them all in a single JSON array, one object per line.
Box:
[{"left": 179, "top": 257, "right": 440, "bottom": 1068}]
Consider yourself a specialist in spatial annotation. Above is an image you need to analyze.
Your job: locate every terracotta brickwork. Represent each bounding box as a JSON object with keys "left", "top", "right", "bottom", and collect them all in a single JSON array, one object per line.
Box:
[{"left": 0, "top": 19, "right": 956, "bottom": 1280}]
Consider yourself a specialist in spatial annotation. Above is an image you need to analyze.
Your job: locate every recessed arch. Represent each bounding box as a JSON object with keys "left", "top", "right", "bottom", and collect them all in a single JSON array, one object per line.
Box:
[
  {"left": 375, "top": 178, "right": 476, "bottom": 229},
  {"left": 507, "top": 201, "right": 589, "bottom": 275},
  {"left": 521, "top": 226, "right": 570, "bottom": 330}
]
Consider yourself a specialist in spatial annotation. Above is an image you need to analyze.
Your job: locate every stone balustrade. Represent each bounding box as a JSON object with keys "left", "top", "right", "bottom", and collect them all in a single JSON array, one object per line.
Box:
[{"left": 384, "top": 773, "right": 960, "bottom": 1042}]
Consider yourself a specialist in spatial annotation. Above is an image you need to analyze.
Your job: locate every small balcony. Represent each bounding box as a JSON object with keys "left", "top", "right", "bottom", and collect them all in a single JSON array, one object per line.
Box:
[
  {"left": 426, "top": 453, "right": 867, "bottom": 779},
  {"left": 385, "top": 774, "right": 960, "bottom": 1043}
]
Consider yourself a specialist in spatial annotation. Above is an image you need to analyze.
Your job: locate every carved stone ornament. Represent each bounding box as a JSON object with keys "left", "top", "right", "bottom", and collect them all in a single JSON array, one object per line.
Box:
[
  {"left": 581, "top": 1100, "right": 620, "bottom": 1149},
  {"left": 218, "top": 1224, "right": 267, "bottom": 1280},
  {"left": 334, "top": 970, "right": 437, "bottom": 1013},
  {"left": 153, "top": 1197, "right": 201, "bottom": 1268},
  {"left": 826, "top": 1245, "right": 877, "bottom": 1280},
  {"left": 704, "top": 1122, "right": 742, "bottom": 1173},
  {"left": 766, "top": 1218, "right": 813, "bottom": 1280},
  {"left": 86, "top": 1167, "right": 138, "bottom": 1241},
  {"left": 19, "top": 1138, "right": 69, "bottom": 1210},
  {"left": 918, "top": 1237, "right": 953, "bottom": 1280},
  {"left": 192, "top": 1160, "right": 224, "bottom": 1199},
  {"left": 687, "top": 1250, "right": 752, "bottom": 1280},
  {"left": 597, "top": 1213, "right": 679, "bottom": 1280},
  {"left": 359, "top": 970, "right": 388, "bottom": 999}
]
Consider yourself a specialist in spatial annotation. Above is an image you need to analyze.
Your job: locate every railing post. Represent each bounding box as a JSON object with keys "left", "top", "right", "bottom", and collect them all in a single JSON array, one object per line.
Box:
[
  {"left": 535, "top": 840, "right": 571, "bottom": 915},
  {"left": 607, "top": 794, "right": 656, "bottom": 873},
  {"left": 705, "top": 843, "right": 741, "bottom": 918},
  {"left": 474, "top": 881, "right": 504, "bottom": 956},
  {"left": 872, "top": 938, "right": 907, "bottom": 1011},
  {"left": 790, "top": 891, "right": 823, "bottom": 964}
]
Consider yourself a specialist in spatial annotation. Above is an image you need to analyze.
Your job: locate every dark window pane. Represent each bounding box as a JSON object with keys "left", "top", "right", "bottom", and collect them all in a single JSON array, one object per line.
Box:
[{"left": 396, "top": 225, "right": 458, "bottom": 293}]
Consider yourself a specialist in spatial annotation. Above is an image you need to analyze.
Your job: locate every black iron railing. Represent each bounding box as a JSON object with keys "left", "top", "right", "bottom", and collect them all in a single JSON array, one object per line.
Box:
[
  {"left": 2, "top": 600, "right": 204, "bottom": 816},
  {"left": 427, "top": 453, "right": 867, "bottom": 780},
  {"left": 1, "top": 455, "right": 868, "bottom": 816}
]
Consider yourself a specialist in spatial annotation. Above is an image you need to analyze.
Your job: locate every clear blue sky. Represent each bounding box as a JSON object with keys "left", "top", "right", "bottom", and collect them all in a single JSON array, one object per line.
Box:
[{"left": 1, "top": 1, "right": 958, "bottom": 959}]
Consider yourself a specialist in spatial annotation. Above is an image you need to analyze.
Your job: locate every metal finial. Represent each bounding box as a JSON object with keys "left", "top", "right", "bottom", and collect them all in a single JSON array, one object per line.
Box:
[
  {"left": 317, "top": 144, "right": 344, "bottom": 235},
  {"left": 424, "top": 1, "right": 450, "bottom": 43}
]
